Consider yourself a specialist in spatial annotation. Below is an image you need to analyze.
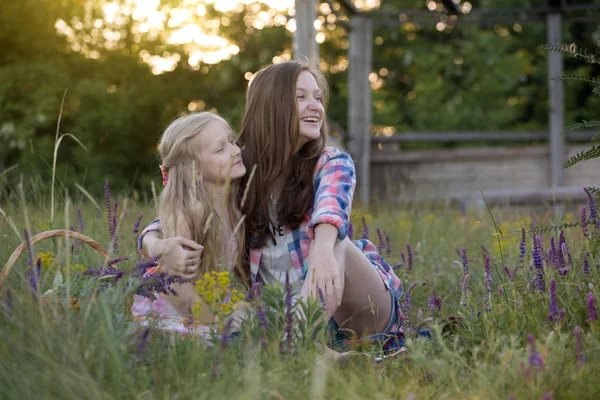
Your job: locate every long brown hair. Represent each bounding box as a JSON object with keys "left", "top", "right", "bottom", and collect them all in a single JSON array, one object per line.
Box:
[
  {"left": 238, "top": 61, "right": 329, "bottom": 249},
  {"left": 157, "top": 112, "right": 245, "bottom": 276}
]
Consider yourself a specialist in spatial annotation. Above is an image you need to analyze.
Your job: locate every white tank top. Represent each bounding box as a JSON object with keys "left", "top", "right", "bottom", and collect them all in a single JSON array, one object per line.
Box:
[{"left": 258, "top": 198, "right": 303, "bottom": 296}]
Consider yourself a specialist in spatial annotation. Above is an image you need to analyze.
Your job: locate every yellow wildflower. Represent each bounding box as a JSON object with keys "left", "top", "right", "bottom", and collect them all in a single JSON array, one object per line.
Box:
[{"left": 38, "top": 252, "right": 54, "bottom": 269}]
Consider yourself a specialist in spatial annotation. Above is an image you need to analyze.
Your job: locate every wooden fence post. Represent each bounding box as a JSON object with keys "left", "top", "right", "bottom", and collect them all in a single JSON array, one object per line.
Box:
[
  {"left": 348, "top": 14, "right": 373, "bottom": 206},
  {"left": 547, "top": 11, "right": 565, "bottom": 187},
  {"left": 294, "top": 0, "right": 318, "bottom": 66}
]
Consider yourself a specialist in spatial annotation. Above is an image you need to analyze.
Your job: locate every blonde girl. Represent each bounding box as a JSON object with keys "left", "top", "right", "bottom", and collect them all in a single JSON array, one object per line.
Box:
[{"left": 132, "top": 111, "right": 246, "bottom": 335}]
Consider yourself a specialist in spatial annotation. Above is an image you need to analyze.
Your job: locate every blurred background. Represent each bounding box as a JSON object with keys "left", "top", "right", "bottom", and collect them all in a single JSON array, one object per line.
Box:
[{"left": 1, "top": 0, "right": 600, "bottom": 203}]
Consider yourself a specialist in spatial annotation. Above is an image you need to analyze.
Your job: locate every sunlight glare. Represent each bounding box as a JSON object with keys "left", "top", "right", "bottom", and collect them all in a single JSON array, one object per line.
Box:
[{"left": 55, "top": 0, "right": 296, "bottom": 74}]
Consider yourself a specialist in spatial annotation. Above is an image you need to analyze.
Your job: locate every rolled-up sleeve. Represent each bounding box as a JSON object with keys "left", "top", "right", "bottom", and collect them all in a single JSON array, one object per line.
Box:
[
  {"left": 306, "top": 148, "right": 356, "bottom": 241},
  {"left": 137, "top": 218, "right": 162, "bottom": 250}
]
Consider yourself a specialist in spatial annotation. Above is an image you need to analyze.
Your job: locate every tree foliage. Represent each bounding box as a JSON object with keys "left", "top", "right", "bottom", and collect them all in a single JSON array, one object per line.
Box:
[{"left": 1, "top": 0, "right": 600, "bottom": 194}]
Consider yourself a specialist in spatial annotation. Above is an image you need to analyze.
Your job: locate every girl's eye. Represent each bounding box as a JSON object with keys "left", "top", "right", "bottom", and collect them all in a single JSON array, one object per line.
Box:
[
  {"left": 315, "top": 97, "right": 322, "bottom": 102},
  {"left": 296, "top": 95, "right": 305, "bottom": 99},
  {"left": 217, "top": 147, "right": 224, "bottom": 153}
]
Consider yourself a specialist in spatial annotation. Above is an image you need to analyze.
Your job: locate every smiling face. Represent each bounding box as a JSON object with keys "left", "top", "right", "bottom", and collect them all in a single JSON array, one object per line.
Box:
[
  {"left": 295, "top": 70, "right": 325, "bottom": 150},
  {"left": 197, "top": 119, "right": 246, "bottom": 185}
]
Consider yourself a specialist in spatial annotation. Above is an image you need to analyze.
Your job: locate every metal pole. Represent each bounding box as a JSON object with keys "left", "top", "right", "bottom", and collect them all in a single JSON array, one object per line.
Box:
[
  {"left": 294, "top": 0, "right": 318, "bottom": 66},
  {"left": 547, "top": 12, "right": 565, "bottom": 187}
]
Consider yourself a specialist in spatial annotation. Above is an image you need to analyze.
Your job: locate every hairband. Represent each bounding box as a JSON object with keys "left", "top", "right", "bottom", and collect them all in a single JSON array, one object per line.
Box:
[{"left": 159, "top": 165, "right": 168, "bottom": 186}]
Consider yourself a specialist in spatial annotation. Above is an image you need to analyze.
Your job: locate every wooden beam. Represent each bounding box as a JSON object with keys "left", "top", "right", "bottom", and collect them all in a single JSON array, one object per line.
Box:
[
  {"left": 348, "top": 14, "right": 372, "bottom": 206},
  {"left": 371, "top": 131, "right": 595, "bottom": 143},
  {"left": 294, "top": 0, "right": 318, "bottom": 66},
  {"left": 547, "top": 11, "right": 565, "bottom": 187}
]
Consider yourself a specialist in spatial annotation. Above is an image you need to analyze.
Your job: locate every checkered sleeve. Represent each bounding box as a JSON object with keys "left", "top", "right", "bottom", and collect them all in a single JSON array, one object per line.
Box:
[
  {"left": 137, "top": 218, "right": 162, "bottom": 250},
  {"left": 306, "top": 147, "right": 356, "bottom": 241}
]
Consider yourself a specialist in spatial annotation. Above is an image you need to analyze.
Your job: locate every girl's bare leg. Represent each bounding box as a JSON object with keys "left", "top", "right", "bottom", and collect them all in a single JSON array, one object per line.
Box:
[{"left": 301, "top": 237, "right": 392, "bottom": 336}]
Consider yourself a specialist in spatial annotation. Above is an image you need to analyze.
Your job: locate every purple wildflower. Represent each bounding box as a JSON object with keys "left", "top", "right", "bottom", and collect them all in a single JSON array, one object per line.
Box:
[
  {"left": 253, "top": 283, "right": 268, "bottom": 349},
  {"left": 107, "top": 257, "right": 129, "bottom": 267},
  {"left": 483, "top": 254, "right": 493, "bottom": 311},
  {"left": 348, "top": 220, "right": 353, "bottom": 240},
  {"left": 26, "top": 257, "right": 42, "bottom": 297},
  {"left": 532, "top": 235, "right": 546, "bottom": 294},
  {"left": 583, "top": 253, "right": 590, "bottom": 275},
  {"left": 549, "top": 237, "right": 559, "bottom": 269},
  {"left": 24, "top": 229, "right": 34, "bottom": 268},
  {"left": 135, "top": 271, "right": 190, "bottom": 300},
  {"left": 104, "top": 180, "right": 113, "bottom": 236},
  {"left": 281, "top": 272, "right": 294, "bottom": 353},
  {"left": 135, "top": 328, "right": 151, "bottom": 360},
  {"left": 402, "top": 281, "right": 418, "bottom": 318},
  {"left": 384, "top": 231, "right": 392, "bottom": 256},
  {"left": 527, "top": 334, "right": 544, "bottom": 372},
  {"left": 581, "top": 206, "right": 589, "bottom": 237},
  {"left": 503, "top": 265, "right": 514, "bottom": 282},
  {"left": 556, "top": 245, "right": 566, "bottom": 271},
  {"left": 406, "top": 244, "right": 413, "bottom": 272},
  {"left": 519, "top": 228, "right": 527, "bottom": 264},
  {"left": 245, "top": 282, "right": 261, "bottom": 302},
  {"left": 317, "top": 287, "right": 325, "bottom": 307},
  {"left": 361, "top": 216, "right": 369, "bottom": 240},
  {"left": 547, "top": 279, "right": 565, "bottom": 322},
  {"left": 587, "top": 292, "right": 598, "bottom": 322},
  {"left": 461, "top": 273, "right": 471, "bottom": 307},
  {"left": 484, "top": 255, "right": 493, "bottom": 289},
  {"left": 558, "top": 230, "right": 566, "bottom": 252},
  {"left": 584, "top": 187, "right": 597, "bottom": 222},
  {"left": 497, "top": 286, "right": 504, "bottom": 296},
  {"left": 428, "top": 285, "right": 442, "bottom": 314},
  {"left": 111, "top": 201, "right": 119, "bottom": 254},
  {"left": 132, "top": 257, "right": 160, "bottom": 277},
  {"left": 76, "top": 208, "right": 84, "bottom": 233},
  {"left": 561, "top": 242, "right": 572, "bottom": 267},
  {"left": 220, "top": 317, "right": 234, "bottom": 348},
  {"left": 461, "top": 248, "right": 469, "bottom": 274},
  {"left": 392, "top": 263, "right": 403, "bottom": 271},
  {"left": 376, "top": 228, "right": 384, "bottom": 254},
  {"left": 541, "top": 393, "right": 553, "bottom": 400},
  {"left": 84, "top": 265, "right": 125, "bottom": 284},
  {"left": 574, "top": 325, "right": 585, "bottom": 367},
  {"left": 133, "top": 214, "right": 144, "bottom": 234}
]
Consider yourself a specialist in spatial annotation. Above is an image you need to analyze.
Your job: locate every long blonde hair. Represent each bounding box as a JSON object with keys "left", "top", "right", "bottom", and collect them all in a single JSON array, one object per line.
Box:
[{"left": 157, "top": 112, "right": 244, "bottom": 276}]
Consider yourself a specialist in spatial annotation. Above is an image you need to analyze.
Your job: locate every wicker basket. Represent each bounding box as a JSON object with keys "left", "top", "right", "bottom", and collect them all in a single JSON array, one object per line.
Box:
[{"left": 0, "top": 229, "right": 110, "bottom": 291}]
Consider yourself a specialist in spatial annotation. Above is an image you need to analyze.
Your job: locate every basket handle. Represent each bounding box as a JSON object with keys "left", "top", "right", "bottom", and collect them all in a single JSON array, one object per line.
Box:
[{"left": 0, "top": 229, "right": 110, "bottom": 290}]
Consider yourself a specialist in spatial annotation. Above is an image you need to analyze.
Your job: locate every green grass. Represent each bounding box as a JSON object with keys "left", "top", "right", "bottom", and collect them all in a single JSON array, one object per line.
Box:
[{"left": 1, "top": 182, "right": 600, "bottom": 399}]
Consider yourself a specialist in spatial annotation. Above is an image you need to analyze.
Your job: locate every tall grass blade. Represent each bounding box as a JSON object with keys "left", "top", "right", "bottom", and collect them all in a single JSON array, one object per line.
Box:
[
  {"left": 74, "top": 183, "right": 102, "bottom": 211},
  {"left": 0, "top": 206, "right": 22, "bottom": 240}
]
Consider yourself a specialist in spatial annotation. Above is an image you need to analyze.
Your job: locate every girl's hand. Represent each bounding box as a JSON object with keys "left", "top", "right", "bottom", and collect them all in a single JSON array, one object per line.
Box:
[
  {"left": 154, "top": 237, "right": 204, "bottom": 280},
  {"left": 303, "top": 239, "right": 342, "bottom": 315}
]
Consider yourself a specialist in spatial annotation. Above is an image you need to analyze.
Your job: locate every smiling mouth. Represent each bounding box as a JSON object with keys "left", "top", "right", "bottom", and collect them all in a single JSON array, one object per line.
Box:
[{"left": 301, "top": 117, "right": 320, "bottom": 123}]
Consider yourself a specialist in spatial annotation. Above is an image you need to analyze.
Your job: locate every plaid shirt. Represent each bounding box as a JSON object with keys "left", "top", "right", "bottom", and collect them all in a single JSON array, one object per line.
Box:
[{"left": 139, "top": 147, "right": 404, "bottom": 325}]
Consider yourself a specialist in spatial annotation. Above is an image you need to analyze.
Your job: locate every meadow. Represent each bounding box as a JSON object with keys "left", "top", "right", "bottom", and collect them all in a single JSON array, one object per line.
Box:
[{"left": 1, "top": 179, "right": 599, "bottom": 400}]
